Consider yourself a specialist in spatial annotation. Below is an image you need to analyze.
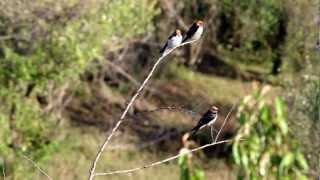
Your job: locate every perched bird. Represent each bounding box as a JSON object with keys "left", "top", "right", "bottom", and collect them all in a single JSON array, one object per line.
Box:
[
  {"left": 182, "top": 20, "right": 204, "bottom": 43},
  {"left": 160, "top": 29, "right": 183, "bottom": 55},
  {"left": 190, "top": 106, "right": 218, "bottom": 136}
]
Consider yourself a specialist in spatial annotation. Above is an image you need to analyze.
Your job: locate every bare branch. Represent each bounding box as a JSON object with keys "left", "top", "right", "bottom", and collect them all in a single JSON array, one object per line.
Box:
[
  {"left": 104, "top": 60, "right": 160, "bottom": 95},
  {"left": 94, "top": 105, "right": 238, "bottom": 177},
  {"left": 134, "top": 105, "right": 199, "bottom": 118},
  {"left": 214, "top": 103, "right": 236, "bottom": 143},
  {"left": 105, "top": 60, "right": 140, "bottom": 86},
  {"left": 108, "top": 130, "right": 181, "bottom": 150},
  {"left": 20, "top": 154, "right": 53, "bottom": 180},
  {"left": 161, "top": 0, "right": 188, "bottom": 31},
  {"left": 210, "top": 126, "right": 215, "bottom": 142},
  {"left": 88, "top": 39, "right": 199, "bottom": 180},
  {"left": 94, "top": 139, "right": 232, "bottom": 176}
]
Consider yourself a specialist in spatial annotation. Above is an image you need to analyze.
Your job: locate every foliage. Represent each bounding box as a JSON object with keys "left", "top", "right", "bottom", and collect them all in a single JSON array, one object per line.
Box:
[
  {"left": 0, "top": 0, "right": 158, "bottom": 92},
  {"left": 173, "top": 0, "right": 317, "bottom": 75},
  {"left": 232, "top": 87, "right": 309, "bottom": 179},
  {"left": 0, "top": 98, "right": 59, "bottom": 179},
  {"left": 215, "top": 0, "right": 287, "bottom": 74},
  {"left": 178, "top": 148, "right": 205, "bottom": 180},
  {"left": 0, "top": 0, "right": 158, "bottom": 178}
]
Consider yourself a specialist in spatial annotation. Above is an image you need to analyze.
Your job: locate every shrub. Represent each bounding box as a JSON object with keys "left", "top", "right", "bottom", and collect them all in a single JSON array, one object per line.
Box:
[
  {"left": 178, "top": 148, "right": 205, "bottom": 180},
  {"left": 0, "top": 0, "right": 158, "bottom": 177},
  {"left": 232, "top": 87, "right": 309, "bottom": 179}
]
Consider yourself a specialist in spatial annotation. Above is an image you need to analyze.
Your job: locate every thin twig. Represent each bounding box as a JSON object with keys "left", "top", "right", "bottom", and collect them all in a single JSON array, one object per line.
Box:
[
  {"left": 94, "top": 139, "right": 232, "bottom": 176},
  {"left": 105, "top": 60, "right": 140, "bottom": 86},
  {"left": 135, "top": 106, "right": 199, "bottom": 118},
  {"left": 107, "top": 129, "right": 181, "bottom": 150},
  {"left": 20, "top": 154, "right": 53, "bottom": 180},
  {"left": 210, "top": 126, "right": 218, "bottom": 142},
  {"left": 88, "top": 40, "right": 198, "bottom": 180},
  {"left": 214, "top": 103, "right": 236, "bottom": 143},
  {"left": 94, "top": 104, "right": 237, "bottom": 177},
  {"left": 210, "top": 126, "right": 214, "bottom": 142},
  {"left": 161, "top": 0, "right": 188, "bottom": 31},
  {"left": 104, "top": 60, "right": 160, "bottom": 94}
]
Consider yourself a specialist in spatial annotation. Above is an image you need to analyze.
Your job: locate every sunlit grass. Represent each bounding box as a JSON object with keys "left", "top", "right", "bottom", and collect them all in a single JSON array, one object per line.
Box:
[{"left": 166, "top": 62, "right": 253, "bottom": 105}]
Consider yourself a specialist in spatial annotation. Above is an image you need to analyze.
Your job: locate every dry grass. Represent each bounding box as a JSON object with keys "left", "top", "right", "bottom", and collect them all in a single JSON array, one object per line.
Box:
[{"left": 43, "top": 125, "right": 233, "bottom": 180}]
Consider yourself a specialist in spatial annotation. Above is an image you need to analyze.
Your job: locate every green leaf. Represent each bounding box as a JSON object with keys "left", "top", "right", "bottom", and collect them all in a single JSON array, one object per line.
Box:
[
  {"left": 260, "top": 106, "right": 270, "bottom": 124},
  {"left": 239, "top": 113, "right": 247, "bottom": 125},
  {"left": 232, "top": 143, "right": 241, "bottom": 164},
  {"left": 295, "top": 153, "right": 309, "bottom": 171},
  {"left": 275, "top": 97, "right": 288, "bottom": 134},
  {"left": 275, "top": 97, "right": 285, "bottom": 119},
  {"left": 241, "top": 152, "right": 249, "bottom": 168},
  {"left": 280, "top": 153, "right": 294, "bottom": 171},
  {"left": 193, "top": 167, "right": 205, "bottom": 180},
  {"left": 178, "top": 153, "right": 188, "bottom": 166}
]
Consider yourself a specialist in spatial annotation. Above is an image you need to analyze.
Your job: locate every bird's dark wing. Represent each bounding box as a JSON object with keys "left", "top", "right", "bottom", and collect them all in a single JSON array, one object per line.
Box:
[
  {"left": 190, "top": 110, "right": 213, "bottom": 135},
  {"left": 160, "top": 41, "right": 168, "bottom": 53},
  {"left": 168, "top": 31, "right": 177, "bottom": 39},
  {"left": 196, "top": 111, "right": 214, "bottom": 127},
  {"left": 160, "top": 31, "right": 177, "bottom": 54},
  {"left": 182, "top": 23, "right": 197, "bottom": 43}
]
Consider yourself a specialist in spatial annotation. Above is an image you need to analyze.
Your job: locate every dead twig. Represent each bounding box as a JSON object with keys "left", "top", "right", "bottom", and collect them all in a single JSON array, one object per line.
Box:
[
  {"left": 94, "top": 139, "right": 232, "bottom": 176},
  {"left": 107, "top": 129, "right": 181, "bottom": 150},
  {"left": 210, "top": 126, "right": 217, "bottom": 142},
  {"left": 134, "top": 105, "right": 199, "bottom": 118},
  {"left": 161, "top": 0, "right": 188, "bottom": 31},
  {"left": 94, "top": 103, "right": 237, "bottom": 177},
  {"left": 214, "top": 103, "right": 236, "bottom": 143},
  {"left": 20, "top": 154, "right": 53, "bottom": 180},
  {"left": 104, "top": 60, "right": 160, "bottom": 95}
]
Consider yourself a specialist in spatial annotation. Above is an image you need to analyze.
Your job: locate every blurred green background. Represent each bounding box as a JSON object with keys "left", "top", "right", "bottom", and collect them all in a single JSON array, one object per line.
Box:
[{"left": 0, "top": 0, "right": 319, "bottom": 179}]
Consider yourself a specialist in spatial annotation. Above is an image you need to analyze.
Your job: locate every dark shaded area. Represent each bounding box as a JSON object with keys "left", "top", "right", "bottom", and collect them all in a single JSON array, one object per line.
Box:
[
  {"left": 216, "top": 11, "right": 240, "bottom": 49},
  {"left": 270, "top": 17, "right": 288, "bottom": 75},
  {"left": 197, "top": 53, "right": 270, "bottom": 83},
  {"left": 197, "top": 53, "right": 240, "bottom": 79}
]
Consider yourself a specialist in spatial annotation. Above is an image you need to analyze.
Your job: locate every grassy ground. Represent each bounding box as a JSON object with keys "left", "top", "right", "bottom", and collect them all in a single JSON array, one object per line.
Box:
[
  {"left": 43, "top": 125, "right": 236, "bottom": 180},
  {"left": 167, "top": 63, "right": 253, "bottom": 105}
]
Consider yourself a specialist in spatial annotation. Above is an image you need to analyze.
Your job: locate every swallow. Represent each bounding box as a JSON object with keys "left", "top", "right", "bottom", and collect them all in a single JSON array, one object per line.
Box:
[
  {"left": 182, "top": 20, "right": 204, "bottom": 43},
  {"left": 190, "top": 106, "right": 218, "bottom": 136},
  {"left": 160, "top": 29, "right": 182, "bottom": 55}
]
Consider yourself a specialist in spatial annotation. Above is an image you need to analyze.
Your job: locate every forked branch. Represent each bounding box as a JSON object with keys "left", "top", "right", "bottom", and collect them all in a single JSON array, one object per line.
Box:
[
  {"left": 94, "top": 105, "right": 237, "bottom": 177},
  {"left": 94, "top": 139, "right": 232, "bottom": 176},
  {"left": 88, "top": 40, "right": 198, "bottom": 180}
]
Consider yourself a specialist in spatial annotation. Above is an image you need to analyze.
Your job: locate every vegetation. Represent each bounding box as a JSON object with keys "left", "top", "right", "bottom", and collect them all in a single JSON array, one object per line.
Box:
[
  {"left": 0, "top": 0, "right": 158, "bottom": 178},
  {"left": 233, "top": 88, "right": 308, "bottom": 179},
  {"left": 0, "top": 0, "right": 319, "bottom": 179},
  {"left": 288, "top": 68, "right": 320, "bottom": 174},
  {"left": 178, "top": 149, "right": 205, "bottom": 180}
]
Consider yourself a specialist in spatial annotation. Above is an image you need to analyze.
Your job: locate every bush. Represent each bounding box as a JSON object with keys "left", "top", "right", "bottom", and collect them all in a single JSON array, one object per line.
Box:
[
  {"left": 172, "top": 0, "right": 317, "bottom": 75},
  {"left": 0, "top": 0, "right": 158, "bottom": 177},
  {"left": 232, "top": 87, "right": 308, "bottom": 179},
  {"left": 178, "top": 148, "right": 205, "bottom": 180}
]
